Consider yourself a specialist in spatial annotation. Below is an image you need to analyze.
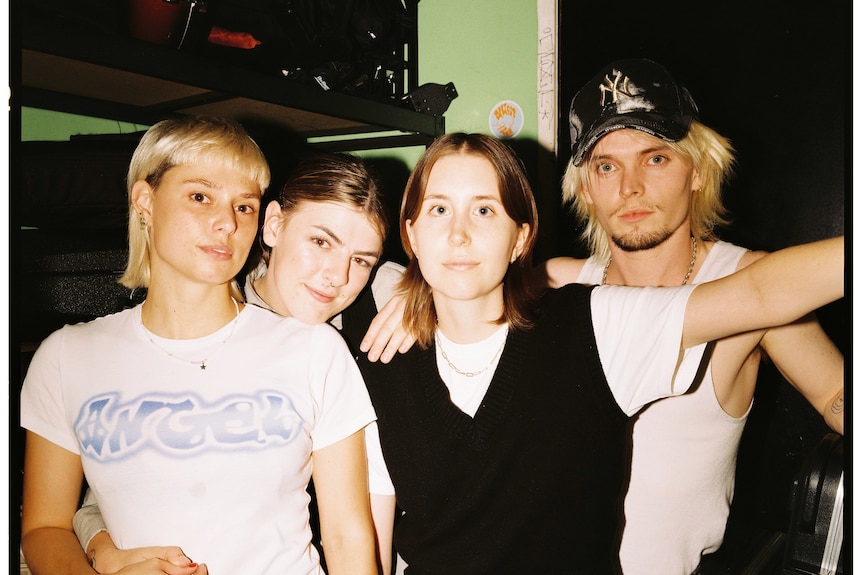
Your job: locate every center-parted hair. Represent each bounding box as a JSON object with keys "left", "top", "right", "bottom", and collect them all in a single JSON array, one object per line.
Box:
[{"left": 399, "top": 132, "right": 541, "bottom": 347}]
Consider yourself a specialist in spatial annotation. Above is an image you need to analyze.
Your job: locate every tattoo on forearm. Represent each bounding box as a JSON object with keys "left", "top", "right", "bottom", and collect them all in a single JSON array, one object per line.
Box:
[
  {"left": 830, "top": 394, "right": 844, "bottom": 415},
  {"left": 88, "top": 548, "right": 96, "bottom": 569}
]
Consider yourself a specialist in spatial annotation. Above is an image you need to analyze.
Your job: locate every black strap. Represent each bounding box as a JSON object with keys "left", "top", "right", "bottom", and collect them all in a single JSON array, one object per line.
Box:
[{"left": 337, "top": 267, "right": 380, "bottom": 355}]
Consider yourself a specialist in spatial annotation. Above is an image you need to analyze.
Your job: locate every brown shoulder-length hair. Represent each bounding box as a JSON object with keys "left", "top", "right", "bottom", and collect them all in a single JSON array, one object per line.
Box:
[{"left": 399, "top": 132, "right": 541, "bottom": 347}]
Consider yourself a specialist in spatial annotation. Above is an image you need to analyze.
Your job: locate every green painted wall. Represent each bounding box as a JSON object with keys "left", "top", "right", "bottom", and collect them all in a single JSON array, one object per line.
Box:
[
  {"left": 421, "top": 0, "right": 538, "bottom": 138},
  {"left": 21, "top": 1, "right": 540, "bottom": 169},
  {"left": 20, "top": 108, "right": 149, "bottom": 141},
  {"left": 362, "top": 0, "right": 539, "bottom": 165}
]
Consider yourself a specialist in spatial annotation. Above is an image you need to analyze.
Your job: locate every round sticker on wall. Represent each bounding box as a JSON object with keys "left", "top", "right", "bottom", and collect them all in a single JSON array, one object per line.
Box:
[{"left": 488, "top": 100, "right": 524, "bottom": 139}]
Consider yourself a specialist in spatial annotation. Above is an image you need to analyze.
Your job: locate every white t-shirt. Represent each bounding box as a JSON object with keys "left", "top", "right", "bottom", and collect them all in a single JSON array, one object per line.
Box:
[
  {"left": 590, "top": 284, "right": 706, "bottom": 416},
  {"left": 246, "top": 260, "right": 404, "bottom": 496},
  {"left": 21, "top": 303, "right": 376, "bottom": 575}
]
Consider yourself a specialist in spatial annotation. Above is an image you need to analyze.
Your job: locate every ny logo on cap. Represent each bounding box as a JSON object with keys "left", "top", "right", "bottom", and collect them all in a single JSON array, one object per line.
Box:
[{"left": 598, "top": 70, "right": 634, "bottom": 107}]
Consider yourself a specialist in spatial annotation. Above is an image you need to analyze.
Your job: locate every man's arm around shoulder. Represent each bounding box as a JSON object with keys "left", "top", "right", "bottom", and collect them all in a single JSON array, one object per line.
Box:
[{"left": 537, "top": 257, "right": 589, "bottom": 288}]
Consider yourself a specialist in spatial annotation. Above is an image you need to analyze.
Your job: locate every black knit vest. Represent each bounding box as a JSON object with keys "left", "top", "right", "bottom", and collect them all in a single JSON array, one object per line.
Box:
[
  {"left": 356, "top": 284, "right": 629, "bottom": 574},
  {"left": 338, "top": 276, "right": 379, "bottom": 355}
]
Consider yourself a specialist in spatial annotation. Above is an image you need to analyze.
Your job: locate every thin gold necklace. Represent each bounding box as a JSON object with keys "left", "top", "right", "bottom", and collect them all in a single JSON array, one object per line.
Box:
[
  {"left": 435, "top": 329, "right": 506, "bottom": 378},
  {"left": 602, "top": 235, "right": 697, "bottom": 286},
  {"left": 142, "top": 297, "right": 240, "bottom": 371}
]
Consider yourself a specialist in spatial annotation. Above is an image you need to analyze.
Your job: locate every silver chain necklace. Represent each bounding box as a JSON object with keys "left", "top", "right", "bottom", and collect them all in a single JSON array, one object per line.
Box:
[
  {"left": 435, "top": 330, "right": 506, "bottom": 378},
  {"left": 602, "top": 235, "right": 697, "bottom": 286},
  {"left": 142, "top": 297, "right": 240, "bottom": 371}
]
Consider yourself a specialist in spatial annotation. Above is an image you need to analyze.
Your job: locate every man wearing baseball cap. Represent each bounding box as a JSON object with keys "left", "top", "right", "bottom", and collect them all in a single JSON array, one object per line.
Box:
[{"left": 542, "top": 58, "right": 844, "bottom": 574}]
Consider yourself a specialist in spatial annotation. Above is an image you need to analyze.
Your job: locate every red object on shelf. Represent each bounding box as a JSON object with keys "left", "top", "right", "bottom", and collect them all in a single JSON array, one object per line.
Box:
[
  {"left": 128, "top": 0, "right": 185, "bottom": 47},
  {"left": 208, "top": 25, "right": 262, "bottom": 50}
]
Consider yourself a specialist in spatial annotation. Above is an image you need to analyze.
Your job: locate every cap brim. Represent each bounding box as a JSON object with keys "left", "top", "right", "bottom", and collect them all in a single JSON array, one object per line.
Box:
[{"left": 571, "top": 113, "right": 693, "bottom": 166}]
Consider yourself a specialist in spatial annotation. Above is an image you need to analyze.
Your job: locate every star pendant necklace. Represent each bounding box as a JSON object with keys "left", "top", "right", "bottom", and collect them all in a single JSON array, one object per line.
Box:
[
  {"left": 142, "top": 297, "right": 240, "bottom": 371},
  {"left": 602, "top": 235, "right": 697, "bottom": 286}
]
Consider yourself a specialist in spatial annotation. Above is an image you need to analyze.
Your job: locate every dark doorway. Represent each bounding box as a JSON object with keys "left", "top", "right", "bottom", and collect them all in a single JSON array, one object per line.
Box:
[{"left": 556, "top": 1, "right": 849, "bottom": 571}]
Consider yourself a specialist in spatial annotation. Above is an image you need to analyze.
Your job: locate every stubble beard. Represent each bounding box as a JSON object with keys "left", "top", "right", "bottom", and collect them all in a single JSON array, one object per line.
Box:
[{"left": 610, "top": 227, "right": 674, "bottom": 252}]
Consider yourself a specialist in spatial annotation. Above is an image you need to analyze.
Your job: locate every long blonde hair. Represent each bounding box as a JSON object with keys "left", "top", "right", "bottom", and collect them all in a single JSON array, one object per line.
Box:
[
  {"left": 561, "top": 120, "right": 735, "bottom": 262},
  {"left": 119, "top": 116, "right": 270, "bottom": 300}
]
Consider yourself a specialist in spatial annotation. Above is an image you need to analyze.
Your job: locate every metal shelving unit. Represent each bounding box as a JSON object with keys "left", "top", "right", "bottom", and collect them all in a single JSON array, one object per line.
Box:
[{"left": 18, "top": 4, "right": 444, "bottom": 150}]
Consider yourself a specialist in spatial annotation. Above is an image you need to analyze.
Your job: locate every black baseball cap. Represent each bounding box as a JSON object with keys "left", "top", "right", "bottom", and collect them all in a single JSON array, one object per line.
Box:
[{"left": 568, "top": 59, "right": 699, "bottom": 166}]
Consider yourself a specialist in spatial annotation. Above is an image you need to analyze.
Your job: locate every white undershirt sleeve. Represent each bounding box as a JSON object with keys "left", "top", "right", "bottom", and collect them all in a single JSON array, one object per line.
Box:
[
  {"left": 590, "top": 284, "right": 708, "bottom": 416},
  {"left": 365, "top": 421, "right": 395, "bottom": 495}
]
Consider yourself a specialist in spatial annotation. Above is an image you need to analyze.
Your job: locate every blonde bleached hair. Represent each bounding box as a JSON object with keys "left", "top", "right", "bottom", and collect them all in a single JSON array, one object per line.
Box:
[
  {"left": 119, "top": 116, "right": 271, "bottom": 299},
  {"left": 561, "top": 120, "right": 735, "bottom": 262}
]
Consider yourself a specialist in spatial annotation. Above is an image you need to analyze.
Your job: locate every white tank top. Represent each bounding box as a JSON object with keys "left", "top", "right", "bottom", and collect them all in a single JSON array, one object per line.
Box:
[{"left": 579, "top": 241, "right": 750, "bottom": 575}]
